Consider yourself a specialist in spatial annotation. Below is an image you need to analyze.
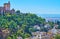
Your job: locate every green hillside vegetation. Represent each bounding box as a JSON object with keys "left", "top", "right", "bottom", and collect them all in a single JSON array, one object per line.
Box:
[{"left": 0, "top": 12, "right": 45, "bottom": 39}]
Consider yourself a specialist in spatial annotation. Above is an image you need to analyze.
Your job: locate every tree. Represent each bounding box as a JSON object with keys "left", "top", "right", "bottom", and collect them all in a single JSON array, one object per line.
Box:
[
  {"left": 16, "top": 10, "right": 20, "bottom": 14},
  {"left": 24, "top": 33, "right": 31, "bottom": 38},
  {"left": 55, "top": 34, "right": 60, "bottom": 39},
  {"left": 7, "top": 36, "right": 11, "bottom": 39}
]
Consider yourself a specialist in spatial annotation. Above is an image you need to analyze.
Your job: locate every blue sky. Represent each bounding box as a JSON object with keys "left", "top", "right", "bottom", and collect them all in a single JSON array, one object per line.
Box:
[{"left": 0, "top": 0, "right": 60, "bottom": 15}]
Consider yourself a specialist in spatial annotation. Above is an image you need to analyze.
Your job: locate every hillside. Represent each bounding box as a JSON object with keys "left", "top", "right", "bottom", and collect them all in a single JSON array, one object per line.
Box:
[{"left": 0, "top": 12, "right": 45, "bottom": 39}]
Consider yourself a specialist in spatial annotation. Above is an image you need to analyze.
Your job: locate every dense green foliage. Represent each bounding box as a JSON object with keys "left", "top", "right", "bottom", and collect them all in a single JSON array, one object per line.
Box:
[
  {"left": 55, "top": 34, "right": 60, "bottom": 39},
  {"left": 0, "top": 13, "right": 45, "bottom": 39}
]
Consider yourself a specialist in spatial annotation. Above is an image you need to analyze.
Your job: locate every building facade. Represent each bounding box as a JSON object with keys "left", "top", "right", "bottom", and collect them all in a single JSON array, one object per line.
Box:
[{"left": 0, "top": 1, "right": 15, "bottom": 14}]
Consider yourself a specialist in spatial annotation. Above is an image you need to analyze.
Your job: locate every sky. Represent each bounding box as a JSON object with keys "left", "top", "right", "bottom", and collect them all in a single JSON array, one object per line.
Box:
[{"left": 0, "top": 0, "right": 60, "bottom": 17}]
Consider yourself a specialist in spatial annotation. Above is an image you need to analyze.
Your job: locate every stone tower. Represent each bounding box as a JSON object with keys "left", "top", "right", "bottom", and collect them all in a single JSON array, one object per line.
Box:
[{"left": 4, "top": 1, "right": 10, "bottom": 11}]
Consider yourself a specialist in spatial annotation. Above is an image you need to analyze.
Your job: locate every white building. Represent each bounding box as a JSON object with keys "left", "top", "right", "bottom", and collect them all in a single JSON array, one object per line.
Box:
[
  {"left": 17, "top": 36, "right": 22, "bottom": 39},
  {"left": 34, "top": 25, "right": 40, "bottom": 30}
]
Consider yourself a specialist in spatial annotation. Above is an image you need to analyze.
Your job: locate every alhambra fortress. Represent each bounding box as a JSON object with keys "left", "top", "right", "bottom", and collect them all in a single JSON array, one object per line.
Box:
[{"left": 0, "top": 1, "right": 15, "bottom": 14}]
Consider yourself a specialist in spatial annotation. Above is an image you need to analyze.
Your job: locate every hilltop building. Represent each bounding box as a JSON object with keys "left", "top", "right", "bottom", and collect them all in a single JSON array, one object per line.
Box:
[
  {"left": 4, "top": 1, "right": 10, "bottom": 11},
  {"left": 0, "top": 1, "right": 15, "bottom": 14}
]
